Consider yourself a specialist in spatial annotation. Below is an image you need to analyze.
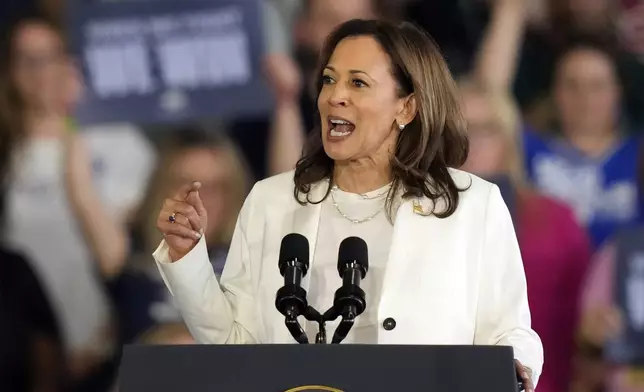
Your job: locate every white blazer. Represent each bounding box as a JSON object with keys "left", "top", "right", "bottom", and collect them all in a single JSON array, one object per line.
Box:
[{"left": 153, "top": 169, "right": 543, "bottom": 384}]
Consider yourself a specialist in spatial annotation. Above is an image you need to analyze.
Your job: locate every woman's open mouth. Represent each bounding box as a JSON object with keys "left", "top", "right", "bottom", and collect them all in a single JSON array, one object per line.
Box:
[{"left": 328, "top": 116, "right": 355, "bottom": 139}]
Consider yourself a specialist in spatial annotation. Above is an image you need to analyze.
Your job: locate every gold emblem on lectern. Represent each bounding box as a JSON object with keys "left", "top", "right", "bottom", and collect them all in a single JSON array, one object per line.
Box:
[{"left": 283, "top": 386, "right": 344, "bottom": 392}]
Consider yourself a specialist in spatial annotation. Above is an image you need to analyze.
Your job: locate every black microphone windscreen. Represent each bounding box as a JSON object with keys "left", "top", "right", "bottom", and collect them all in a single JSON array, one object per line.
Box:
[
  {"left": 338, "top": 236, "right": 368, "bottom": 272},
  {"left": 278, "top": 233, "right": 309, "bottom": 274}
]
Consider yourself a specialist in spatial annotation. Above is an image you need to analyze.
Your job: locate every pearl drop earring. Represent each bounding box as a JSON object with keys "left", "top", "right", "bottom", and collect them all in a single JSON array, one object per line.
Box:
[{"left": 398, "top": 122, "right": 406, "bottom": 131}]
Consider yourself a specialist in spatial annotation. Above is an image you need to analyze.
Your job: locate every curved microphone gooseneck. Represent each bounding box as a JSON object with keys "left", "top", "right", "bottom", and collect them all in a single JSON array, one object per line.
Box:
[
  {"left": 330, "top": 236, "right": 369, "bottom": 344},
  {"left": 275, "top": 233, "right": 310, "bottom": 344}
]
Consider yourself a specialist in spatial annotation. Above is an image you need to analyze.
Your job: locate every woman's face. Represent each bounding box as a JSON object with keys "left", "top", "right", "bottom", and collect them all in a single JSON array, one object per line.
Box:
[
  {"left": 11, "top": 22, "right": 68, "bottom": 111},
  {"left": 460, "top": 93, "right": 507, "bottom": 178},
  {"left": 169, "top": 148, "right": 231, "bottom": 240},
  {"left": 554, "top": 48, "right": 620, "bottom": 135},
  {"left": 318, "top": 36, "right": 406, "bottom": 164}
]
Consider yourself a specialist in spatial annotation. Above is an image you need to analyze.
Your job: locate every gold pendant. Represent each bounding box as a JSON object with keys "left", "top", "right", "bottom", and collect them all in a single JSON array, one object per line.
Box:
[{"left": 413, "top": 200, "right": 424, "bottom": 214}]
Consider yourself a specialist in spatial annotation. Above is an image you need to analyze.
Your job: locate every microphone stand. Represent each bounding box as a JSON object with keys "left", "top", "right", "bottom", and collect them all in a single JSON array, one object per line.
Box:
[
  {"left": 331, "top": 307, "right": 356, "bottom": 344},
  {"left": 300, "top": 305, "right": 348, "bottom": 345},
  {"left": 284, "top": 306, "right": 309, "bottom": 344},
  {"left": 282, "top": 305, "right": 330, "bottom": 344},
  {"left": 311, "top": 304, "right": 355, "bottom": 345},
  {"left": 303, "top": 306, "right": 327, "bottom": 344},
  {"left": 283, "top": 303, "right": 357, "bottom": 344}
]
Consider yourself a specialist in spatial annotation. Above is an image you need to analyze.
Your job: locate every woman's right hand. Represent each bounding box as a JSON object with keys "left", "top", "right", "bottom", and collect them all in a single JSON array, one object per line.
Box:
[{"left": 157, "top": 182, "right": 208, "bottom": 262}]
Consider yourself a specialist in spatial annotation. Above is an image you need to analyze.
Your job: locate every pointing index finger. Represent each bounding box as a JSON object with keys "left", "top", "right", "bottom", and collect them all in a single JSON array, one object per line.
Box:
[{"left": 171, "top": 181, "right": 202, "bottom": 201}]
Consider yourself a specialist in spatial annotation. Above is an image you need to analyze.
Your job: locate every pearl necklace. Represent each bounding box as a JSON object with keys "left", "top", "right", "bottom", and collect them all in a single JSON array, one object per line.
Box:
[{"left": 330, "top": 184, "right": 389, "bottom": 224}]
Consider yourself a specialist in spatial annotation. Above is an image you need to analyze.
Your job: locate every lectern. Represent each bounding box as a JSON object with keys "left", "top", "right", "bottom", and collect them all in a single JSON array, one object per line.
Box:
[{"left": 120, "top": 344, "right": 522, "bottom": 392}]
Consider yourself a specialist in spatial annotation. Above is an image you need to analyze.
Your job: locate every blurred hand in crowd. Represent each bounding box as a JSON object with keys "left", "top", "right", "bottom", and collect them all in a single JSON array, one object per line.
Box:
[
  {"left": 63, "top": 133, "right": 119, "bottom": 379},
  {"left": 264, "top": 53, "right": 302, "bottom": 104},
  {"left": 62, "top": 61, "right": 89, "bottom": 184},
  {"left": 64, "top": 130, "right": 93, "bottom": 192},
  {"left": 580, "top": 306, "right": 623, "bottom": 346}
]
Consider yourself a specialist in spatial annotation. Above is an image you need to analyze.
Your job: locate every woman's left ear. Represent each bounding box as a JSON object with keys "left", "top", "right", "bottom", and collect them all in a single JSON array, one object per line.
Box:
[{"left": 397, "top": 94, "right": 418, "bottom": 128}]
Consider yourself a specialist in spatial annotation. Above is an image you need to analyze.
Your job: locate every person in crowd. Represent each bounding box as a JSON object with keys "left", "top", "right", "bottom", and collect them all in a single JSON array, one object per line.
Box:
[
  {"left": 0, "top": 16, "right": 65, "bottom": 390},
  {"left": 0, "top": 13, "right": 155, "bottom": 388},
  {"left": 68, "top": 127, "right": 252, "bottom": 344},
  {"left": 523, "top": 39, "right": 642, "bottom": 248},
  {"left": 460, "top": 81, "right": 591, "bottom": 392},
  {"left": 460, "top": 4, "right": 592, "bottom": 391},
  {"left": 153, "top": 19, "right": 543, "bottom": 391},
  {"left": 514, "top": 0, "right": 644, "bottom": 130},
  {"left": 573, "top": 241, "right": 644, "bottom": 392},
  {"left": 0, "top": 246, "right": 65, "bottom": 391},
  {"left": 572, "top": 150, "right": 644, "bottom": 392},
  {"left": 463, "top": 0, "right": 642, "bottom": 249}
]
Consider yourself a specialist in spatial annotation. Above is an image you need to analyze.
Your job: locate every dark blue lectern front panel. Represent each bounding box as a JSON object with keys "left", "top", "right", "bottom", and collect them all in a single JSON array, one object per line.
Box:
[{"left": 120, "top": 344, "right": 519, "bottom": 392}]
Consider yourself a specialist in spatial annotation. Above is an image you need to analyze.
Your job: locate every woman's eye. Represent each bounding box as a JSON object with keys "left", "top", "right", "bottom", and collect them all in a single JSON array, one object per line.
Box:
[
  {"left": 322, "top": 75, "right": 334, "bottom": 84},
  {"left": 352, "top": 78, "right": 367, "bottom": 88}
]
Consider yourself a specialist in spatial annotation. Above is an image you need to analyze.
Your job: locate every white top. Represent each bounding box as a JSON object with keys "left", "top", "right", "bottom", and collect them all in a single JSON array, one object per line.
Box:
[
  {"left": 3, "top": 124, "right": 155, "bottom": 354},
  {"left": 153, "top": 169, "right": 543, "bottom": 386},
  {"left": 306, "top": 184, "right": 393, "bottom": 343}
]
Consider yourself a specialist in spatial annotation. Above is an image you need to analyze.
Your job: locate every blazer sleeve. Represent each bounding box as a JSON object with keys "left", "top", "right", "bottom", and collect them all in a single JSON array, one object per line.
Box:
[
  {"left": 473, "top": 185, "right": 544, "bottom": 387},
  {"left": 152, "top": 185, "right": 260, "bottom": 344}
]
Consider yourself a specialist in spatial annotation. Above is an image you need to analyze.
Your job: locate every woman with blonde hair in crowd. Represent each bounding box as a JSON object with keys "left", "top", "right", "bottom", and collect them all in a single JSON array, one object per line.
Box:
[{"left": 127, "top": 128, "right": 251, "bottom": 278}]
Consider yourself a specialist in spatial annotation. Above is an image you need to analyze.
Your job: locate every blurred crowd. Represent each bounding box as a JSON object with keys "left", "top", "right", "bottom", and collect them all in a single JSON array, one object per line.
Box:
[{"left": 1, "top": 0, "right": 644, "bottom": 391}]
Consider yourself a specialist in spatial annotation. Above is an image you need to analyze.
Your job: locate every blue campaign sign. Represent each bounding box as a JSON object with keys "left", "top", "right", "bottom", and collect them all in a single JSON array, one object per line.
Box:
[{"left": 68, "top": 0, "right": 272, "bottom": 125}]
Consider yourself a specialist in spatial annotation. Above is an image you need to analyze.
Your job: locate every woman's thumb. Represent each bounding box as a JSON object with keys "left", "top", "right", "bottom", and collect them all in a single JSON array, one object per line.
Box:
[{"left": 185, "top": 188, "right": 208, "bottom": 234}]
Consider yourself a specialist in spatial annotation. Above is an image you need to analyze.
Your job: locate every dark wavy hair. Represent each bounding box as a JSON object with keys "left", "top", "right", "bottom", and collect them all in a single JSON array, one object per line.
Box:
[{"left": 293, "top": 19, "right": 469, "bottom": 219}]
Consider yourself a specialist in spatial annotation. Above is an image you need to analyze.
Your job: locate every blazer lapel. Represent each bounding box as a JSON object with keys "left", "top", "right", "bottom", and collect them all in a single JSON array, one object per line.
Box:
[
  {"left": 290, "top": 180, "right": 327, "bottom": 293},
  {"left": 378, "top": 196, "right": 439, "bottom": 317},
  {"left": 378, "top": 198, "right": 414, "bottom": 313}
]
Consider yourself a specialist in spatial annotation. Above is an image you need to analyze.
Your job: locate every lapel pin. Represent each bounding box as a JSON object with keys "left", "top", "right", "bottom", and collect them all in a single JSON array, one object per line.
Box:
[{"left": 413, "top": 200, "right": 424, "bottom": 215}]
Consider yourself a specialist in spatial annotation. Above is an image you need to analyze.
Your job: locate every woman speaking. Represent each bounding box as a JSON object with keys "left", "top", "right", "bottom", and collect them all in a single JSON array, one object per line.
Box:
[{"left": 153, "top": 19, "right": 543, "bottom": 391}]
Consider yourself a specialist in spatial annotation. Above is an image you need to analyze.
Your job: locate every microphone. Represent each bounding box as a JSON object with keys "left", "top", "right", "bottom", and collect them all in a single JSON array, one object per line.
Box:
[
  {"left": 275, "top": 233, "right": 310, "bottom": 344},
  {"left": 331, "top": 236, "right": 368, "bottom": 344}
]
